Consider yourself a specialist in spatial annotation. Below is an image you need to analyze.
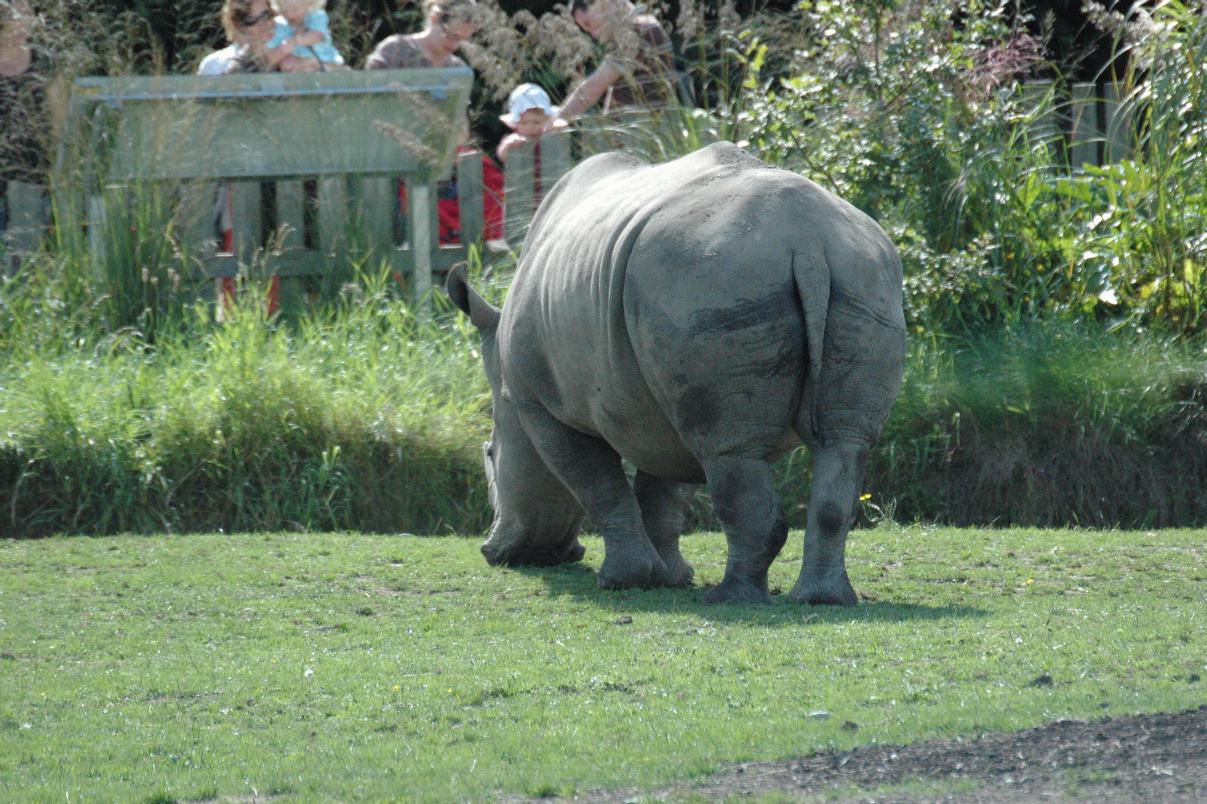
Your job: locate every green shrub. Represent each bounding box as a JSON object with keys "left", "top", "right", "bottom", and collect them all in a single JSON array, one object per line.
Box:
[
  {"left": 861, "top": 323, "right": 1207, "bottom": 526},
  {"left": 2, "top": 307, "right": 1203, "bottom": 536},
  {"left": 0, "top": 275, "right": 495, "bottom": 536}
]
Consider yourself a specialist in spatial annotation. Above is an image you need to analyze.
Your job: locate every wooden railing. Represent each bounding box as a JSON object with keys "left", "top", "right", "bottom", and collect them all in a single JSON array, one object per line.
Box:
[{"left": 1, "top": 78, "right": 1137, "bottom": 278}]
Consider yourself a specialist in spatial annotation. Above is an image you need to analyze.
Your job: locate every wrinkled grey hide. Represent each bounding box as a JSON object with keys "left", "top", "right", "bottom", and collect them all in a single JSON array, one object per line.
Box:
[{"left": 447, "top": 142, "right": 905, "bottom": 604}]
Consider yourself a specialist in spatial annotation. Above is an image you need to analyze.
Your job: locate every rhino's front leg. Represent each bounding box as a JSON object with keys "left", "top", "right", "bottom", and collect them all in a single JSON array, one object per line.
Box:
[
  {"left": 702, "top": 457, "right": 788, "bottom": 604},
  {"left": 789, "top": 441, "right": 866, "bottom": 606},
  {"left": 634, "top": 470, "right": 694, "bottom": 587},
  {"left": 516, "top": 403, "right": 670, "bottom": 589}
]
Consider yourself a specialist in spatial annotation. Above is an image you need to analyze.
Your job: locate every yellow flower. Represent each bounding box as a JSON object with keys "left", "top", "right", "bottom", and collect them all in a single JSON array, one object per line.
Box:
[
  {"left": 859, "top": 493, "right": 872, "bottom": 502},
  {"left": 392, "top": 685, "right": 401, "bottom": 693},
  {"left": 1024, "top": 578, "right": 1035, "bottom": 586}
]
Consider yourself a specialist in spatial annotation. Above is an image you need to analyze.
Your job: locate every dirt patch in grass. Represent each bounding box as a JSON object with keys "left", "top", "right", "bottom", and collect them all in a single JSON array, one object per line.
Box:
[{"left": 566, "top": 705, "right": 1207, "bottom": 802}]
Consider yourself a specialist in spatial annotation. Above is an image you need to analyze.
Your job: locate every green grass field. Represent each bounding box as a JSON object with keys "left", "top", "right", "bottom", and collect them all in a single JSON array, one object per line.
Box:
[{"left": 1, "top": 526, "right": 1203, "bottom": 801}]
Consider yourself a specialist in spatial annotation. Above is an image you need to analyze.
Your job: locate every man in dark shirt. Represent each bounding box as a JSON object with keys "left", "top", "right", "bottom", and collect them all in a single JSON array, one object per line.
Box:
[{"left": 551, "top": 0, "right": 679, "bottom": 124}]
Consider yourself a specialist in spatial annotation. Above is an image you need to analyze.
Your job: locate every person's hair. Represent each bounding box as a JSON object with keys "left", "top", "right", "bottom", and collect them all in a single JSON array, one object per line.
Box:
[
  {"left": 423, "top": 0, "right": 477, "bottom": 26},
  {"left": 220, "top": 0, "right": 267, "bottom": 42},
  {"left": 1, "top": 0, "right": 30, "bottom": 26},
  {"left": 270, "top": 0, "right": 324, "bottom": 13}
]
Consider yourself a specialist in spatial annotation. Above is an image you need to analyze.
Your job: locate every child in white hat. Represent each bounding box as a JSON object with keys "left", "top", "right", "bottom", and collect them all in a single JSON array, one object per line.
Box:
[{"left": 496, "top": 83, "right": 558, "bottom": 164}]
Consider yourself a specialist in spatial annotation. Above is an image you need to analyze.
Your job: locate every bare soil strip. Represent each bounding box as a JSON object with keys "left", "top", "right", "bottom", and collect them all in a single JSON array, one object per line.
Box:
[{"left": 565, "top": 705, "right": 1207, "bottom": 802}]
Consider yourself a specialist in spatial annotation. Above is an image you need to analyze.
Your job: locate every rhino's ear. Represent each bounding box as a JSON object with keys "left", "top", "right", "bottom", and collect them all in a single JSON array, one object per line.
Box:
[{"left": 446, "top": 263, "right": 501, "bottom": 334}]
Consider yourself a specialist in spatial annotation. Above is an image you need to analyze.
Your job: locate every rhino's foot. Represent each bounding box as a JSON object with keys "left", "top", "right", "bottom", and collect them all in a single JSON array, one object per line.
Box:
[
  {"left": 703, "top": 577, "right": 772, "bottom": 605},
  {"left": 662, "top": 555, "right": 695, "bottom": 588},
  {"left": 788, "top": 568, "right": 858, "bottom": 606},
  {"left": 563, "top": 539, "right": 587, "bottom": 564},
  {"left": 483, "top": 538, "right": 586, "bottom": 567},
  {"left": 597, "top": 544, "right": 670, "bottom": 590}
]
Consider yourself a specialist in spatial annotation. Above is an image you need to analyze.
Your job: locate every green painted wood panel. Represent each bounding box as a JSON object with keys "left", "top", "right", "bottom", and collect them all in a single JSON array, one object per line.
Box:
[
  {"left": 179, "top": 180, "right": 219, "bottom": 262},
  {"left": 230, "top": 181, "right": 262, "bottom": 259},
  {"left": 317, "top": 176, "right": 347, "bottom": 256},
  {"left": 357, "top": 176, "right": 396, "bottom": 256},
  {"left": 4, "top": 181, "right": 45, "bottom": 267},
  {"left": 503, "top": 143, "right": 535, "bottom": 248},
  {"left": 276, "top": 180, "right": 306, "bottom": 250},
  {"left": 66, "top": 69, "right": 472, "bottom": 182},
  {"left": 457, "top": 151, "right": 484, "bottom": 247},
  {"left": 1070, "top": 83, "right": 1102, "bottom": 168},
  {"left": 539, "top": 131, "right": 571, "bottom": 194},
  {"left": 1104, "top": 81, "right": 1134, "bottom": 163}
]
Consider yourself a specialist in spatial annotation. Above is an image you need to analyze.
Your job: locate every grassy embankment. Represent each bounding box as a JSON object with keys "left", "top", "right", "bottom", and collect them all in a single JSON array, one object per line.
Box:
[
  {"left": 1, "top": 288, "right": 1203, "bottom": 535},
  {"left": 1, "top": 526, "right": 1203, "bottom": 800}
]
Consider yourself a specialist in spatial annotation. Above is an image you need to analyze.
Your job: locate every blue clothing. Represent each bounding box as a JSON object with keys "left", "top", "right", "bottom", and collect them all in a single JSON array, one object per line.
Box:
[{"left": 267, "top": 9, "right": 344, "bottom": 65}]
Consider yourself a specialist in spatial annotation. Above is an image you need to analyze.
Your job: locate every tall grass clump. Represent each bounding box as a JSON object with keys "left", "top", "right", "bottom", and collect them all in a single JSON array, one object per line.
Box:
[
  {"left": 0, "top": 271, "right": 497, "bottom": 537},
  {"left": 860, "top": 323, "right": 1207, "bottom": 526}
]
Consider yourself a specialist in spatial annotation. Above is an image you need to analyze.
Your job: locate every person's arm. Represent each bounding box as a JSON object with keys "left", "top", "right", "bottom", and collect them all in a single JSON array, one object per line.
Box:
[
  {"left": 552, "top": 61, "right": 623, "bottom": 123},
  {"left": 305, "top": 9, "right": 332, "bottom": 45},
  {"left": 262, "top": 41, "right": 295, "bottom": 68},
  {"left": 495, "top": 132, "right": 532, "bottom": 164},
  {"left": 290, "top": 29, "right": 325, "bottom": 47}
]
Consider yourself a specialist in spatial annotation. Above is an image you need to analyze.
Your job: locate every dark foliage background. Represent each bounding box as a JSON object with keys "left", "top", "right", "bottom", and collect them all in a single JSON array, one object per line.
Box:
[{"left": 72, "top": 1, "right": 1121, "bottom": 76}]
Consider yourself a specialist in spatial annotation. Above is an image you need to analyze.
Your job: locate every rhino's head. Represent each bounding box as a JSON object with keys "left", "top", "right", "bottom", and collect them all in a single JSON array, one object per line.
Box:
[{"left": 447, "top": 266, "right": 586, "bottom": 567}]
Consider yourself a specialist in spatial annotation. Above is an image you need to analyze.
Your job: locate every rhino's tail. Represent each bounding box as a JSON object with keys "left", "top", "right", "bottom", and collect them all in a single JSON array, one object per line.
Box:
[{"left": 791, "top": 246, "right": 830, "bottom": 447}]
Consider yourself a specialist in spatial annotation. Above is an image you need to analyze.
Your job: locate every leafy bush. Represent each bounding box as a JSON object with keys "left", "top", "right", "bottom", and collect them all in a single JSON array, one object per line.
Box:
[
  {"left": 745, "top": 0, "right": 1207, "bottom": 336},
  {"left": 0, "top": 272, "right": 495, "bottom": 536}
]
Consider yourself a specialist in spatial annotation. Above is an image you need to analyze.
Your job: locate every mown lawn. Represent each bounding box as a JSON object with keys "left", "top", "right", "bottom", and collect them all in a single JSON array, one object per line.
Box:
[{"left": 1, "top": 526, "right": 1203, "bottom": 801}]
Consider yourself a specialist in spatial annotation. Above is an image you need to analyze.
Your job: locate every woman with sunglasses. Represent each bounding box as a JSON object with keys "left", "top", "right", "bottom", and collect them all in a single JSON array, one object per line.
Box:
[
  {"left": 196, "top": 0, "right": 280, "bottom": 312},
  {"left": 198, "top": 0, "right": 276, "bottom": 76}
]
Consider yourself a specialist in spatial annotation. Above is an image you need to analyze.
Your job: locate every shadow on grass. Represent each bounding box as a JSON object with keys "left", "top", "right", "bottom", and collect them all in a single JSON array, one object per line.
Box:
[{"left": 513, "top": 563, "right": 986, "bottom": 625}]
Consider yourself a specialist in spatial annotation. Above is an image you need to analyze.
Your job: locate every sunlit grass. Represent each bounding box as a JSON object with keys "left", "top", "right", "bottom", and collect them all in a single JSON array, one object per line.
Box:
[{"left": 0, "top": 526, "right": 1202, "bottom": 801}]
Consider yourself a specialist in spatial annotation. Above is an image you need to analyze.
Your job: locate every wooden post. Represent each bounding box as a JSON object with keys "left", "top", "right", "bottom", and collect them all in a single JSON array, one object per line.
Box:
[
  {"left": 179, "top": 180, "right": 218, "bottom": 261},
  {"left": 317, "top": 176, "right": 347, "bottom": 257},
  {"left": 409, "top": 180, "right": 434, "bottom": 311},
  {"left": 539, "top": 131, "right": 571, "bottom": 194},
  {"left": 230, "top": 181, "right": 262, "bottom": 261},
  {"left": 1104, "top": 81, "right": 1134, "bottom": 163},
  {"left": 1070, "top": 83, "right": 1102, "bottom": 168},
  {"left": 458, "top": 151, "right": 484, "bottom": 248},
  {"left": 359, "top": 176, "right": 396, "bottom": 254},
  {"left": 4, "top": 181, "right": 45, "bottom": 270},
  {"left": 504, "top": 142, "right": 535, "bottom": 249},
  {"left": 87, "top": 192, "right": 107, "bottom": 282},
  {"left": 275, "top": 179, "right": 306, "bottom": 315},
  {"left": 1023, "top": 80, "right": 1058, "bottom": 159}
]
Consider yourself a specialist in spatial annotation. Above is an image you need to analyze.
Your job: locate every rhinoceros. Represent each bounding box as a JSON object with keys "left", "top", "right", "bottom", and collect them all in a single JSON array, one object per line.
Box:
[{"left": 447, "top": 142, "right": 905, "bottom": 604}]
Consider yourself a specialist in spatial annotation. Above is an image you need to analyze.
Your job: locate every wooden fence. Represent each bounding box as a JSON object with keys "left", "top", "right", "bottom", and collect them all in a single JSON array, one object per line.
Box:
[
  {"left": 1024, "top": 80, "right": 1136, "bottom": 166},
  {"left": 2, "top": 79, "right": 1137, "bottom": 281}
]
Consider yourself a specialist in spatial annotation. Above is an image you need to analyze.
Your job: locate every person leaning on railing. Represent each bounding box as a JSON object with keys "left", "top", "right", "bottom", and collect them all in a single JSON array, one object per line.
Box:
[
  {"left": 0, "top": 0, "right": 65, "bottom": 241},
  {"left": 549, "top": 0, "right": 680, "bottom": 125},
  {"left": 197, "top": 0, "right": 276, "bottom": 76},
  {"left": 196, "top": 0, "right": 278, "bottom": 310},
  {"left": 364, "top": 0, "right": 504, "bottom": 248}
]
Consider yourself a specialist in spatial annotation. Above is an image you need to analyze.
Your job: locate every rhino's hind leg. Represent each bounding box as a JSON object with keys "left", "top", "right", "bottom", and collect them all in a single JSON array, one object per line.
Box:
[
  {"left": 634, "top": 471, "right": 694, "bottom": 587},
  {"left": 702, "top": 457, "right": 788, "bottom": 604},
  {"left": 515, "top": 403, "right": 670, "bottom": 589},
  {"left": 788, "top": 441, "right": 865, "bottom": 606}
]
